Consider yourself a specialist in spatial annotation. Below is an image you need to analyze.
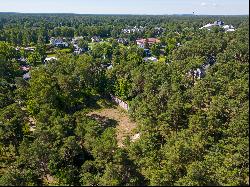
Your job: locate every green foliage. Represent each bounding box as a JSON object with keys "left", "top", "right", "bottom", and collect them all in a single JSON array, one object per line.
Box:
[
  {"left": 151, "top": 43, "right": 161, "bottom": 57},
  {"left": 0, "top": 14, "right": 249, "bottom": 186}
]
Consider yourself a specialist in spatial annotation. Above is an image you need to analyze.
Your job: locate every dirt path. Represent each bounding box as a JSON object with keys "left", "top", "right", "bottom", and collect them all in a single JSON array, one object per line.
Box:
[{"left": 88, "top": 106, "right": 137, "bottom": 147}]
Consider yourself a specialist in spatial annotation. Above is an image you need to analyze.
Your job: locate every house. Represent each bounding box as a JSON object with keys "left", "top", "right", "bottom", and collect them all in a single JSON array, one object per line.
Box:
[
  {"left": 73, "top": 44, "right": 79, "bottom": 49},
  {"left": 18, "top": 57, "right": 27, "bottom": 63},
  {"left": 144, "top": 49, "right": 151, "bottom": 57},
  {"left": 214, "top": 20, "right": 224, "bottom": 26},
  {"left": 188, "top": 68, "right": 205, "bottom": 79},
  {"left": 177, "top": 43, "right": 181, "bottom": 47},
  {"left": 223, "top": 25, "right": 235, "bottom": 32},
  {"left": 154, "top": 27, "right": 165, "bottom": 35},
  {"left": 117, "top": 38, "right": 128, "bottom": 45},
  {"left": 122, "top": 26, "right": 144, "bottom": 34},
  {"left": 199, "top": 20, "right": 235, "bottom": 32},
  {"left": 199, "top": 23, "right": 214, "bottom": 30},
  {"left": 24, "top": 47, "right": 35, "bottom": 51},
  {"left": 194, "top": 68, "right": 204, "bottom": 79},
  {"left": 206, "top": 54, "right": 216, "bottom": 65},
  {"left": 143, "top": 57, "right": 158, "bottom": 62},
  {"left": 202, "top": 63, "right": 210, "bottom": 70},
  {"left": 199, "top": 20, "right": 224, "bottom": 30},
  {"left": 50, "top": 38, "right": 68, "bottom": 47},
  {"left": 73, "top": 43, "right": 86, "bottom": 54},
  {"left": 136, "top": 38, "right": 160, "bottom": 48},
  {"left": 226, "top": 28, "right": 235, "bottom": 32},
  {"left": 107, "top": 64, "right": 113, "bottom": 70},
  {"left": 20, "top": 65, "right": 30, "bottom": 71},
  {"left": 74, "top": 48, "right": 83, "bottom": 55},
  {"left": 91, "top": 36, "right": 101, "bottom": 43},
  {"left": 122, "top": 29, "right": 130, "bottom": 34},
  {"left": 187, "top": 53, "right": 217, "bottom": 80},
  {"left": 44, "top": 56, "right": 57, "bottom": 63},
  {"left": 23, "top": 72, "right": 31, "bottom": 80}
]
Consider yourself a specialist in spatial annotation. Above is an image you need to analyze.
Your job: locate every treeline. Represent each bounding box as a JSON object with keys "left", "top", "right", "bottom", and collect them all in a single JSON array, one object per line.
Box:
[
  {"left": 0, "top": 14, "right": 249, "bottom": 186},
  {"left": 0, "top": 13, "right": 248, "bottom": 45}
]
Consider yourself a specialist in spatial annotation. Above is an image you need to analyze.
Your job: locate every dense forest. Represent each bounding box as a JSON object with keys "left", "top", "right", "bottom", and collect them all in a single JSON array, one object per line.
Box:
[{"left": 0, "top": 13, "right": 249, "bottom": 186}]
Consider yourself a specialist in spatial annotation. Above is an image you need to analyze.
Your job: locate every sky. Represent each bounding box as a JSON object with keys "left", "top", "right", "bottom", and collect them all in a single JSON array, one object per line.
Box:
[{"left": 0, "top": 0, "right": 249, "bottom": 15}]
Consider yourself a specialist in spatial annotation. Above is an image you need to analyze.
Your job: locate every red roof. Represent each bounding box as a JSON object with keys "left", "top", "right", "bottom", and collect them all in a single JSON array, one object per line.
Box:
[
  {"left": 136, "top": 38, "right": 160, "bottom": 44},
  {"left": 20, "top": 66, "right": 30, "bottom": 71}
]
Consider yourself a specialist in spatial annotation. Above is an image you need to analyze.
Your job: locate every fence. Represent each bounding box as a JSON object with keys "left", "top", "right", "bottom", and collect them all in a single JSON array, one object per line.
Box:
[{"left": 110, "top": 94, "right": 129, "bottom": 111}]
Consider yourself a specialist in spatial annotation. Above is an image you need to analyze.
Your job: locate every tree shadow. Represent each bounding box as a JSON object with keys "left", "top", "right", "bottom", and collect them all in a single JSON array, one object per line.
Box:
[
  {"left": 86, "top": 95, "right": 116, "bottom": 110},
  {"left": 85, "top": 95, "right": 102, "bottom": 110},
  {"left": 89, "top": 114, "right": 118, "bottom": 129}
]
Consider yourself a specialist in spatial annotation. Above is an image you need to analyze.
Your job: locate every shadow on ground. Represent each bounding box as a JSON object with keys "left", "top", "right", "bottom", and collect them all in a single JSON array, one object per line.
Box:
[{"left": 89, "top": 114, "right": 118, "bottom": 129}]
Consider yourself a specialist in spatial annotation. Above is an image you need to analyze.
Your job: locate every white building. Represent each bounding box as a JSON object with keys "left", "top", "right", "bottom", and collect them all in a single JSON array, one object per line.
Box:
[
  {"left": 223, "top": 25, "right": 235, "bottom": 32},
  {"left": 23, "top": 72, "right": 31, "bottom": 80},
  {"left": 74, "top": 48, "right": 83, "bottom": 55},
  {"left": 199, "top": 23, "right": 215, "bottom": 30},
  {"left": 199, "top": 20, "right": 235, "bottom": 32},
  {"left": 24, "top": 47, "right": 35, "bottom": 51},
  {"left": 143, "top": 57, "right": 158, "bottom": 62},
  {"left": 50, "top": 38, "right": 69, "bottom": 47},
  {"left": 122, "top": 26, "right": 144, "bottom": 34},
  {"left": 44, "top": 56, "right": 57, "bottom": 63},
  {"left": 91, "top": 36, "right": 101, "bottom": 43}
]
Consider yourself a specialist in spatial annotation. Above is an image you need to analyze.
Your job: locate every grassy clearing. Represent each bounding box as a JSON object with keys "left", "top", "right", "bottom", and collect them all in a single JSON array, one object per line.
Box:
[
  {"left": 57, "top": 48, "right": 72, "bottom": 53},
  {"left": 88, "top": 105, "right": 137, "bottom": 147},
  {"left": 46, "top": 53, "right": 57, "bottom": 57}
]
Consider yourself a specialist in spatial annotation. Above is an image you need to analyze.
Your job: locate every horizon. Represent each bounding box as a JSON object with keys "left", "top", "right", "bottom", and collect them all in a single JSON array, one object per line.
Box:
[
  {"left": 0, "top": 12, "right": 249, "bottom": 16},
  {"left": 0, "top": 0, "right": 249, "bottom": 15}
]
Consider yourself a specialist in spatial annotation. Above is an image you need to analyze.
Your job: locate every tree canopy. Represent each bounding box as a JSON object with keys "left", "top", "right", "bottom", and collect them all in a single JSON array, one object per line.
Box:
[{"left": 0, "top": 13, "right": 249, "bottom": 186}]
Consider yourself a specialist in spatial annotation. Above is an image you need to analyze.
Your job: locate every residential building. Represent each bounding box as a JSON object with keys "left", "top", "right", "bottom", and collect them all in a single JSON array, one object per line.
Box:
[
  {"left": 24, "top": 47, "right": 35, "bottom": 51},
  {"left": 44, "top": 56, "right": 57, "bottom": 63},
  {"left": 20, "top": 65, "right": 30, "bottom": 71},
  {"left": 23, "top": 72, "right": 31, "bottom": 80},
  {"left": 122, "top": 26, "right": 144, "bottom": 34},
  {"left": 136, "top": 38, "right": 160, "bottom": 48},
  {"left": 18, "top": 57, "right": 27, "bottom": 63},
  {"left": 223, "top": 25, "right": 235, "bottom": 32},
  {"left": 214, "top": 20, "right": 224, "bottom": 26},
  {"left": 50, "top": 38, "right": 69, "bottom": 47},
  {"left": 199, "top": 20, "right": 235, "bottom": 32},
  {"left": 144, "top": 49, "right": 151, "bottom": 57},
  {"left": 143, "top": 56, "right": 158, "bottom": 62},
  {"left": 74, "top": 48, "right": 83, "bottom": 55},
  {"left": 91, "top": 36, "right": 101, "bottom": 43},
  {"left": 117, "top": 38, "right": 128, "bottom": 45}
]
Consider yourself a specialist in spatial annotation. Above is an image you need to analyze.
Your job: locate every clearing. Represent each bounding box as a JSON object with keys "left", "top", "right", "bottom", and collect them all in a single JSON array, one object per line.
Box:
[{"left": 88, "top": 106, "right": 137, "bottom": 147}]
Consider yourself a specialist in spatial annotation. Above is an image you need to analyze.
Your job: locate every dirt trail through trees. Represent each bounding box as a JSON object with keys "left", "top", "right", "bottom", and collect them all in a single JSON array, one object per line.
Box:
[{"left": 88, "top": 107, "right": 137, "bottom": 147}]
